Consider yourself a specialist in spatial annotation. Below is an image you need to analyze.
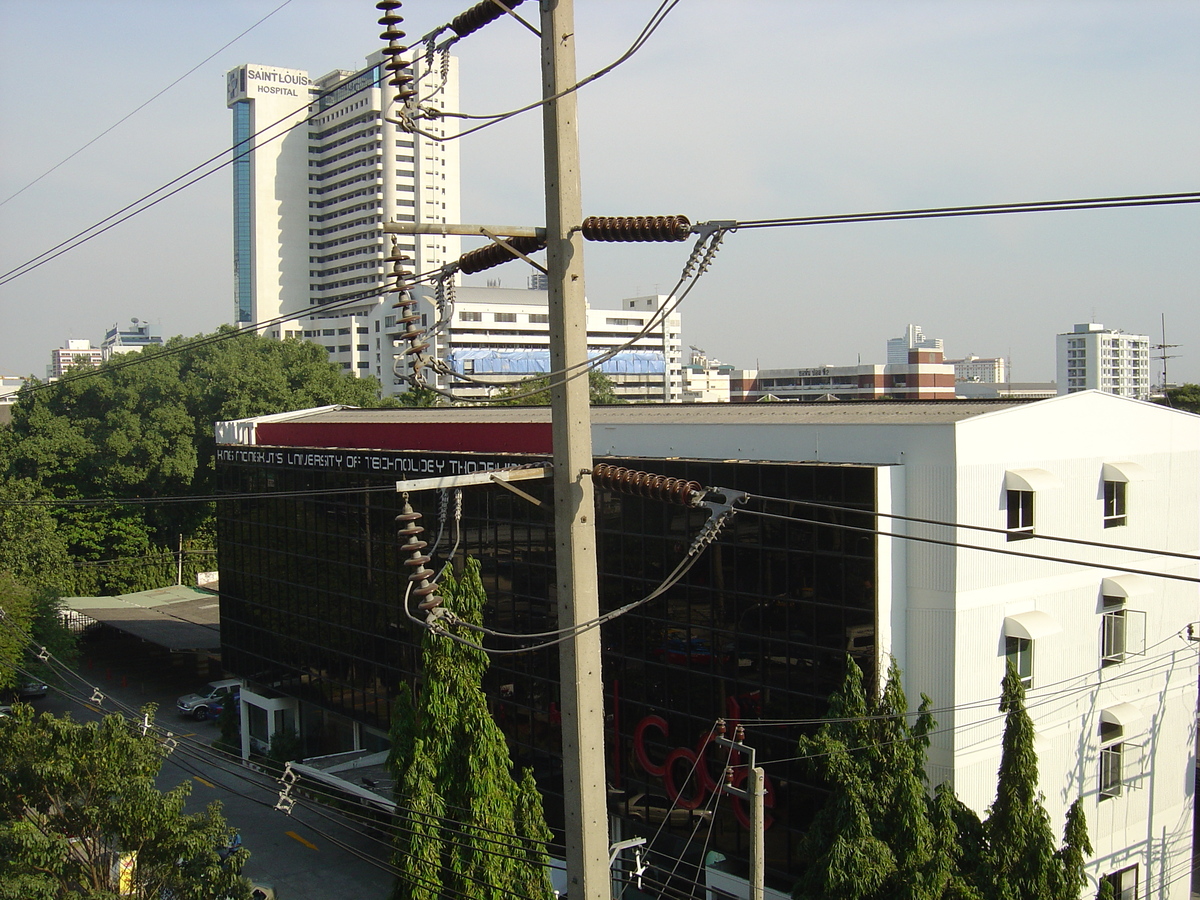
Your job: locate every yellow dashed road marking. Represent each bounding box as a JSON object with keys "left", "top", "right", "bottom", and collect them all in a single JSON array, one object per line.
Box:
[
  {"left": 286, "top": 831, "right": 318, "bottom": 851},
  {"left": 193, "top": 776, "right": 216, "bottom": 788}
]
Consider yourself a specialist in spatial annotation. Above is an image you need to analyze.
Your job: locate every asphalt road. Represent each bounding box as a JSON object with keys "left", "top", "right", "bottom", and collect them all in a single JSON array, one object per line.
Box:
[{"left": 30, "top": 634, "right": 395, "bottom": 900}]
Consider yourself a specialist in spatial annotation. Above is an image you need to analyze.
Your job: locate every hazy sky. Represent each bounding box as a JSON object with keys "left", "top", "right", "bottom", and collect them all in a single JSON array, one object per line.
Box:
[{"left": 1, "top": 1, "right": 1197, "bottom": 383}]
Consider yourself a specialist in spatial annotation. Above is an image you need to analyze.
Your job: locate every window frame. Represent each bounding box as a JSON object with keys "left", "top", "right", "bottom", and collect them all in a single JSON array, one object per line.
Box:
[
  {"left": 1103, "top": 479, "right": 1127, "bottom": 528},
  {"left": 1005, "top": 635, "right": 1032, "bottom": 688},
  {"left": 1100, "top": 596, "right": 1145, "bottom": 668},
  {"left": 1101, "top": 864, "right": 1138, "bottom": 900},
  {"left": 1006, "top": 489, "right": 1034, "bottom": 541}
]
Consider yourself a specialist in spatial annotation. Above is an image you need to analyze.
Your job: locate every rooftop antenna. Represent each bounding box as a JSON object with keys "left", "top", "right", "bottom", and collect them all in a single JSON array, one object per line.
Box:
[{"left": 1153, "top": 312, "right": 1179, "bottom": 389}]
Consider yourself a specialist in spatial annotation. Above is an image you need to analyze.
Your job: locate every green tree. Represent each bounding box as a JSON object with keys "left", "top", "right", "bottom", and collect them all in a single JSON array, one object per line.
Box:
[
  {"left": 0, "top": 704, "right": 251, "bottom": 900},
  {"left": 0, "top": 573, "right": 76, "bottom": 691},
  {"left": 388, "top": 558, "right": 555, "bottom": 900},
  {"left": 3, "top": 328, "right": 387, "bottom": 593},
  {"left": 492, "top": 368, "right": 622, "bottom": 405},
  {"left": 792, "top": 657, "right": 970, "bottom": 900},
  {"left": 0, "top": 477, "right": 74, "bottom": 593},
  {"left": 1156, "top": 383, "right": 1200, "bottom": 414},
  {"left": 0, "top": 574, "right": 34, "bottom": 692},
  {"left": 979, "top": 664, "right": 1090, "bottom": 900}
]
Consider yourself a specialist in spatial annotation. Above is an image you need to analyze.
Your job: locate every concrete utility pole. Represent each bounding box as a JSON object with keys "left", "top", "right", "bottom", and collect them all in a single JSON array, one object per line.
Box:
[
  {"left": 541, "top": 1, "right": 610, "bottom": 898},
  {"left": 717, "top": 726, "right": 766, "bottom": 900}
]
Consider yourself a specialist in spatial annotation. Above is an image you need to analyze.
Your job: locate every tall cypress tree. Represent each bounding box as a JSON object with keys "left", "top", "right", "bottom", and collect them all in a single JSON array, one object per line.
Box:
[
  {"left": 980, "top": 663, "right": 1090, "bottom": 900},
  {"left": 388, "top": 558, "right": 555, "bottom": 900}
]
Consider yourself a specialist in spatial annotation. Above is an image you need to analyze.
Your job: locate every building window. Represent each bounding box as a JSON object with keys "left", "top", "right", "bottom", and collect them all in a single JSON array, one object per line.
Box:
[
  {"left": 1100, "top": 596, "right": 1144, "bottom": 667},
  {"left": 1101, "top": 865, "right": 1138, "bottom": 900},
  {"left": 1099, "top": 721, "right": 1124, "bottom": 799},
  {"left": 529, "top": 314, "right": 549, "bottom": 324},
  {"left": 1103, "top": 480, "right": 1126, "bottom": 527},
  {"left": 494, "top": 312, "right": 517, "bottom": 323},
  {"left": 1101, "top": 597, "right": 1126, "bottom": 667},
  {"left": 1006, "top": 490, "right": 1034, "bottom": 540},
  {"left": 1005, "top": 636, "right": 1032, "bottom": 688},
  {"left": 461, "top": 311, "right": 482, "bottom": 322}
]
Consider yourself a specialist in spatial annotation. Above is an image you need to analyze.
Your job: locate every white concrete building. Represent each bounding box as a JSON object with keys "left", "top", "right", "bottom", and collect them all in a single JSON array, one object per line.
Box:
[
  {"left": 887, "top": 323, "right": 944, "bottom": 365},
  {"left": 588, "top": 392, "right": 1199, "bottom": 899},
  {"left": 226, "top": 51, "right": 459, "bottom": 392},
  {"left": 101, "top": 319, "right": 164, "bottom": 360},
  {"left": 946, "top": 353, "right": 1007, "bottom": 383},
  {"left": 0, "top": 374, "right": 27, "bottom": 406},
  {"left": 402, "top": 286, "right": 683, "bottom": 403},
  {"left": 681, "top": 349, "right": 733, "bottom": 403},
  {"left": 1057, "top": 323, "right": 1150, "bottom": 399}
]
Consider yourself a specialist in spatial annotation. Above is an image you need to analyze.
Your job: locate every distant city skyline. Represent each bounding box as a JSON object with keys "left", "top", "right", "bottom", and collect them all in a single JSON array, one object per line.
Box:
[{"left": 1, "top": 1, "right": 1196, "bottom": 384}]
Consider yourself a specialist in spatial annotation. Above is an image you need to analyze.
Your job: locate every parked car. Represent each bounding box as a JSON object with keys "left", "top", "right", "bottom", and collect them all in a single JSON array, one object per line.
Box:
[
  {"left": 616, "top": 790, "right": 713, "bottom": 827},
  {"left": 18, "top": 680, "right": 48, "bottom": 699},
  {"left": 177, "top": 679, "right": 242, "bottom": 721},
  {"left": 0, "top": 706, "right": 12, "bottom": 718},
  {"left": 207, "top": 695, "right": 239, "bottom": 721}
]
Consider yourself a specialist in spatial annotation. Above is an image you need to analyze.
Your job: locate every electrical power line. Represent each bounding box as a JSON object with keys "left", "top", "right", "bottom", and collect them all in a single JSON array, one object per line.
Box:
[
  {"left": 0, "top": 0, "right": 295, "bottom": 209},
  {"left": 0, "top": 1, "right": 678, "bottom": 291},
  {"left": 731, "top": 191, "right": 1200, "bottom": 230},
  {"left": 737, "top": 505, "right": 1200, "bottom": 583},
  {"left": 742, "top": 492, "right": 1200, "bottom": 562}
]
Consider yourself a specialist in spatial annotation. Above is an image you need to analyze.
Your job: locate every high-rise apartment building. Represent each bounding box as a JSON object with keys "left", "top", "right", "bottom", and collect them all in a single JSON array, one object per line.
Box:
[
  {"left": 226, "top": 51, "right": 459, "bottom": 393},
  {"left": 1056, "top": 323, "right": 1150, "bottom": 399},
  {"left": 48, "top": 339, "right": 102, "bottom": 379},
  {"left": 945, "top": 354, "right": 1007, "bottom": 383},
  {"left": 886, "top": 323, "right": 943, "bottom": 364}
]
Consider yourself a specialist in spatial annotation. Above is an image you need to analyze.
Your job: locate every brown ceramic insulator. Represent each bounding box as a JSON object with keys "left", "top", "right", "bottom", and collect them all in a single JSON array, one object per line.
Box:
[
  {"left": 450, "top": 0, "right": 526, "bottom": 38},
  {"left": 581, "top": 215, "right": 692, "bottom": 243},
  {"left": 457, "top": 235, "right": 547, "bottom": 275}
]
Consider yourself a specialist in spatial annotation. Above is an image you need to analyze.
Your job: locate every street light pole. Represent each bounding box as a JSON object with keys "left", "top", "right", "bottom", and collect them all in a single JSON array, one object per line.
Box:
[{"left": 541, "top": 2, "right": 610, "bottom": 899}]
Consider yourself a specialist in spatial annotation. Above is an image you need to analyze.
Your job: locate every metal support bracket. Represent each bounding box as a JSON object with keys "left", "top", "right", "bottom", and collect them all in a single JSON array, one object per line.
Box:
[
  {"left": 609, "top": 836, "right": 647, "bottom": 867},
  {"left": 490, "top": 473, "right": 545, "bottom": 507},
  {"left": 691, "top": 219, "right": 738, "bottom": 238},
  {"left": 384, "top": 221, "right": 546, "bottom": 238},
  {"left": 396, "top": 466, "right": 551, "bottom": 493},
  {"left": 481, "top": 228, "right": 549, "bottom": 274}
]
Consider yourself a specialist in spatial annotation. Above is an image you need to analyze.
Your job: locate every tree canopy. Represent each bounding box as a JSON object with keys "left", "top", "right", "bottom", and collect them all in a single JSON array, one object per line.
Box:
[
  {"left": 491, "top": 368, "right": 622, "bottom": 405},
  {"left": 1, "top": 327, "right": 387, "bottom": 595},
  {"left": 1156, "top": 383, "right": 1200, "bottom": 415},
  {"left": 388, "top": 558, "right": 555, "bottom": 900},
  {"left": 0, "top": 704, "right": 251, "bottom": 900}
]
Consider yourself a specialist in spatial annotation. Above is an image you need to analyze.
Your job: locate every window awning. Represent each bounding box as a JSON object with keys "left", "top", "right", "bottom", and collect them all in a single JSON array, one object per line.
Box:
[
  {"left": 1003, "top": 610, "right": 1062, "bottom": 641},
  {"left": 1100, "top": 702, "right": 1145, "bottom": 730},
  {"left": 1102, "top": 461, "right": 1150, "bottom": 483},
  {"left": 1101, "top": 574, "right": 1153, "bottom": 599},
  {"left": 1004, "top": 468, "right": 1061, "bottom": 492}
]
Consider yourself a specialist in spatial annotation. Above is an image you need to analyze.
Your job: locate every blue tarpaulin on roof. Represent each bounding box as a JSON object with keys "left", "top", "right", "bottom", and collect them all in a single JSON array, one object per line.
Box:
[{"left": 446, "top": 349, "right": 665, "bottom": 375}]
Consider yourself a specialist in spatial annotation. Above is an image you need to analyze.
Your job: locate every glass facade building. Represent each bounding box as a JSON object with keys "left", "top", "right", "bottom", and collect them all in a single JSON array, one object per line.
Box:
[
  {"left": 231, "top": 100, "right": 253, "bottom": 324},
  {"left": 216, "top": 448, "right": 879, "bottom": 890}
]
